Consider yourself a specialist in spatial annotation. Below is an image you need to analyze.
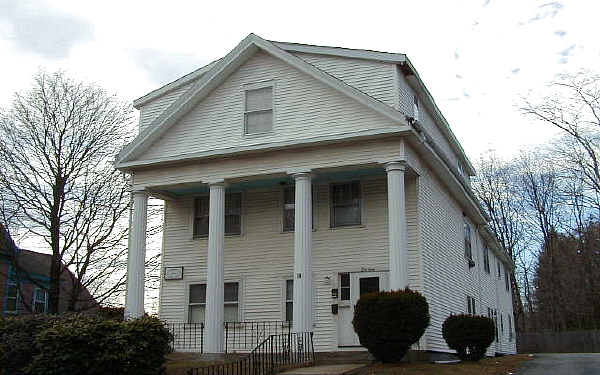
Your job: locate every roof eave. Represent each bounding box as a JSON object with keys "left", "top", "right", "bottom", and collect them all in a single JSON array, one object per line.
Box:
[{"left": 401, "top": 57, "right": 477, "bottom": 176}]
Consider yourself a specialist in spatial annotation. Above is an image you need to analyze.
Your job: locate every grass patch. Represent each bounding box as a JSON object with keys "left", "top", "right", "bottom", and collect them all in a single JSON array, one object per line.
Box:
[{"left": 362, "top": 354, "right": 532, "bottom": 375}]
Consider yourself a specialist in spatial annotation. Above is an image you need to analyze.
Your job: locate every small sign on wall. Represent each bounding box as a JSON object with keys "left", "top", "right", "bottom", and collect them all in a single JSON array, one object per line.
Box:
[{"left": 164, "top": 267, "right": 184, "bottom": 280}]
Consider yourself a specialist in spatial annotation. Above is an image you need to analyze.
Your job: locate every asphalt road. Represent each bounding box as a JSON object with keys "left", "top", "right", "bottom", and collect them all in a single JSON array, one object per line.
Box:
[{"left": 518, "top": 353, "right": 600, "bottom": 375}]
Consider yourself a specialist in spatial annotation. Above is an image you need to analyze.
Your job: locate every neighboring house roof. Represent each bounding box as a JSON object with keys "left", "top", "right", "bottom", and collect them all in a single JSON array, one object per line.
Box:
[{"left": 0, "top": 223, "right": 97, "bottom": 311}]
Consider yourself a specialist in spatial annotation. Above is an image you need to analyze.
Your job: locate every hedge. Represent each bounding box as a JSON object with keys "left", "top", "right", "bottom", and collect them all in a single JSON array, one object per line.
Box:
[
  {"left": 0, "top": 314, "right": 172, "bottom": 375},
  {"left": 352, "top": 288, "right": 430, "bottom": 362},
  {"left": 442, "top": 314, "right": 496, "bottom": 361}
]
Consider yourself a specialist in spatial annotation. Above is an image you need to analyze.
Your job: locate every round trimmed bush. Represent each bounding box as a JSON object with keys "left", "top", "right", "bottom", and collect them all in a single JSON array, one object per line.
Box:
[
  {"left": 442, "top": 314, "right": 495, "bottom": 361},
  {"left": 352, "top": 288, "right": 430, "bottom": 362}
]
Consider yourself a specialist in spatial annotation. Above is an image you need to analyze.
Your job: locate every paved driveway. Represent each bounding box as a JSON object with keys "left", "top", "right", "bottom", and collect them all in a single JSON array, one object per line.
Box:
[{"left": 518, "top": 353, "right": 600, "bottom": 375}]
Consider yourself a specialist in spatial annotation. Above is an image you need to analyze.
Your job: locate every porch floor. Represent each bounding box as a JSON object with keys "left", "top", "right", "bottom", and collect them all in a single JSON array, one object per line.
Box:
[{"left": 280, "top": 364, "right": 366, "bottom": 375}]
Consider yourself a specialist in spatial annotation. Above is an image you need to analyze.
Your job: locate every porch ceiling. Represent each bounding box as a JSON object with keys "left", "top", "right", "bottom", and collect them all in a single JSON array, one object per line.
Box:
[{"left": 148, "top": 164, "right": 391, "bottom": 198}]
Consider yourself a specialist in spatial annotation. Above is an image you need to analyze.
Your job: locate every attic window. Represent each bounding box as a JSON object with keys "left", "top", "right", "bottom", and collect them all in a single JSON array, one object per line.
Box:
[
  {"left": 245, "top": 86, "right": 273, "bottom": 134},
  {"left": 413, "top": 94, "right": 419, "bottom": 121}
]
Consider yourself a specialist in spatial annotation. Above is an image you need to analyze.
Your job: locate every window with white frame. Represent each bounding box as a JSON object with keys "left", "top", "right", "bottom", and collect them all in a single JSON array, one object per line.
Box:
[
  {"left": 330, "top": 181, "right": 361, "bottom": 227},
  {"left": 413, "top": 94, "right": 419, "bottom": 121},
  {"left": 500, "top": 313, "right": 504, "bottom": 337},
  {"left": 244, "top": 86, "right": 273, "bottom": 134},
  {"left": 466, "top": 296, "right": 476, "bottom": 315},
  {"left": 5, "top": 280, "right": 19, "bottom": 313},
  {"left": 497, "top": 260, "right": 502, "bottom": 279},
  {"left": 508, "top": 315, "right": 513, "bottom": 341},
  {"left": 285, "top": 279, "right": 293, "bottom": 322},
  {"left": 483, "top": 243, "right": 490, "bottom": 274},
  {"left": 32, "top": 288, "right": 48, "bottom": 313},
  {"left": 193, "top": 193, "right": 242, "bottom": 237},
  {"left": 339, "top": 273, "right": 350, "bottom": 301},
  {"left": 505, "top": 266, "right": 510, "bottom": 292},
  {"left": 282, "top": 186, "right": 315, "bottom": 232},
  {"left": 464, "top": 218, "right": 472, "bottom": 261},
  {"left": 188, "top": 282, "right": 239, "bottom": 323}
]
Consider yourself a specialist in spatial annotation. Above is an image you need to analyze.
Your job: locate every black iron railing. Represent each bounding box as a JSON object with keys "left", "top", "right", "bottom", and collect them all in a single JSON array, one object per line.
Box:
[
  {"left": 167, "top": 322, "right": 204, "bottom": 352},
  {"left": 187, "top": 332, "right": 314, "bottom": 375},
  {"left": 166, "top": 321, "right": 291, "bottom": 353},
  {"left": 225, "top": 321, "right": 292, "bottom": 353}
]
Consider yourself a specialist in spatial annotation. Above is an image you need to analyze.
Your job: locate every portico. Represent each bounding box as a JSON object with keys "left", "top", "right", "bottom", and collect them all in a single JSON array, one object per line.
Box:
[{"left": 125, "top": 157, "right": 416, "bottom": 353}]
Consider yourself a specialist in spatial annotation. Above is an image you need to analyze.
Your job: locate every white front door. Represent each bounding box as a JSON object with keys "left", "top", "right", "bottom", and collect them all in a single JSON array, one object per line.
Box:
[{"left": 337, "top": 271, "right": 389, "bottom": 347}]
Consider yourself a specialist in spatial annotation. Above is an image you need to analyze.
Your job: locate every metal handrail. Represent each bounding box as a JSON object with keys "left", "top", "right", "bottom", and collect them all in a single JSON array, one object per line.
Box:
[{"left": 187, "top": 332, "right": 314, "bottom": 375}]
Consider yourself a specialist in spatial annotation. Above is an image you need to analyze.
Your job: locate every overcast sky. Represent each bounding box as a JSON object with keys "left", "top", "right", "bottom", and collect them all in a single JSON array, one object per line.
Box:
[{"left": 1, "top": 0, "right": 598, "bottom": 162}]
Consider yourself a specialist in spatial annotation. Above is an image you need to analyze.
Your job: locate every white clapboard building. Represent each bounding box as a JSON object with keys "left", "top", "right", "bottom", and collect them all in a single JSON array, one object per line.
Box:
[{"left": 115, "top": 34, "right": 516, "bottom": 356}]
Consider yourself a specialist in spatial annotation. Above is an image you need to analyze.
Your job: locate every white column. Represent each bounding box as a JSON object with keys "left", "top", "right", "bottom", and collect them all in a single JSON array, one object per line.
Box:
[
  {"left": 125, "top": 190, "right": 148, "bottom": 320},
  {"left": 385, "top": 162, "right": 408, "bottom": 290},
  {"left": 292, "top": 172, "right": 313, "bottom": 333},
  {"left": 205, "top": 182, "right": 226, "bottom": 353}
]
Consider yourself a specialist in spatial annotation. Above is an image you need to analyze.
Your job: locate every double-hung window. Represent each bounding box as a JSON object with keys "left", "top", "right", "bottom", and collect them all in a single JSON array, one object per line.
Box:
[
  {"left": 188, "top": 282, "right": 240, "bottom": 323},
  {"left": 497, "top": 260, "right": 502, "bottom": 280},
  {"left": 483, "top": 243, "right": 490, "bottom": 274},
  {"left": 285, "top": 279, "right": 293, "bottom": 322},
  {"left": 508, "top": 315, "right": 513, "bottom": 341},
  {"left": 193, "top": 193, "right": 242, "bottom": 237},
  {"left": 244, "top": 86, "right": 273, "bottom": 134},
  {"left": 466, "top": 296, "right": 476, "bottom": 315},
  {"left": 5, "top": 280, "right": 19, "bottom": 313},
  {"left": 505, "top": 267, "right": 510, "bottom": 292},
  {"left": 340, "top": 273, "right": 350, "bottom": 301},
  {"left": 32, "top": 288, "right": 48, "bottom": 313},
  {"left": 330, "top": 182, "right": 361, "bottom": 227},
  {"left": 282, "top": 186, "right": 315, "bottom": 232},
  {"left": 464, "top": 219, "right": 472, "bottom": 261}
]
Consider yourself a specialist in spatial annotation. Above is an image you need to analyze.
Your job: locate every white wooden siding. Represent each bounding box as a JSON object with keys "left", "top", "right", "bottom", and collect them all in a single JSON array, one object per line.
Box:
[
  {"left": 132, "top": 138, "right": 404, "bottom": 189},
  {"left": 293, "top": 53, "right": 396, "bottom": 107},
  {"left": 396, "top": 67, "right": 459, "bottom": 172},
  {"left": 137, "top": 51, "right": 399, "bottom": 161},
  {"left": 417, "top": 152, "right": 515, "bottom": 354},
  {"left": 138, "top": 81, "right": 196, "bottom": 132}
]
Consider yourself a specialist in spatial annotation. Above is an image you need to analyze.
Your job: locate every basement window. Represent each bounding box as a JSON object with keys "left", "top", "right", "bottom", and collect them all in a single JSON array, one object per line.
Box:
[{"left": 244, "top": 86, "right": 273, "bottom": 134}]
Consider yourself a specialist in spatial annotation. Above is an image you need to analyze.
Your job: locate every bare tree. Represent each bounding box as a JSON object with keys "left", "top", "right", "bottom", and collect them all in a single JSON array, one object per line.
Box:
[
  {"left": 522, "top": 71, "right": 600, "bottom": 212},
  {"left": 473, "top": 152, "right": 528, "bottom": 331},
  {"left": 0, "top": 71, "right": 138, "bottom": 313}
]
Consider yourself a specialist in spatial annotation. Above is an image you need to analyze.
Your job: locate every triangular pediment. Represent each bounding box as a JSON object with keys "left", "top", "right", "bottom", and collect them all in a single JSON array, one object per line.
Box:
[{"left": 115, "top": 34, "right": 408, "bottom": 168}]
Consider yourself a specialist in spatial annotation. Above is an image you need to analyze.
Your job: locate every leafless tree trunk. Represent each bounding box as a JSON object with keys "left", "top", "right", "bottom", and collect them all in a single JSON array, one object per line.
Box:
[
  {"left": 473, "top": 152, "right": 529, "bottom": 331},
  {"left": 0, "top": 71, "right": 141, "bottom": 313}
]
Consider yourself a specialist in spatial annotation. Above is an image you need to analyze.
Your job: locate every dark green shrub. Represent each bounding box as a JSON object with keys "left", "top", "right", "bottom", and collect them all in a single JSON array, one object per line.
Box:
[
  {"left": 352, "top": 288, "right": 430, "bottom": 362},
  {"left": 0, "top": 314, "right": 172, "bottom": 375},
  {"left": 0, "top": 314, "right": 59, "bottom": 375},
  {"left": 97, "top": 305, "right": 125, "bottom": 321},
  {"left": 442, "top": 314, "right": 495, "bottom": 361}
]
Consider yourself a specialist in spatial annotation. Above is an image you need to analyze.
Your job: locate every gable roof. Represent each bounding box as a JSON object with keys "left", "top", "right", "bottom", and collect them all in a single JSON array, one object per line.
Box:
[
  {"left": 115, "top": 34, "right": 408, "bottom": 168},
  {"left": 122, "top": 35, "right": 474, "bottom": 176},
  {"left": 116, "top": 34, "right": 411, "bottom": 166}
]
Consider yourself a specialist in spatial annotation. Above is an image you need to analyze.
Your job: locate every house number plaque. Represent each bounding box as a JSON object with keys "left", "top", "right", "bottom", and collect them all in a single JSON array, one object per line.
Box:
[{"left": 164, "top": 267, "right": 184, "bottom": 280}]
